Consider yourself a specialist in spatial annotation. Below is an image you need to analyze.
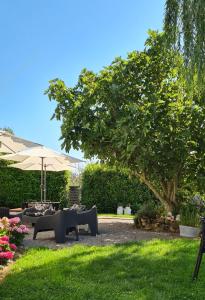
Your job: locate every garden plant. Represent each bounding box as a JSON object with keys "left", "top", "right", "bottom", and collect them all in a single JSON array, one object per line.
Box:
[
  {"left": 0, "top": 217, "right": 29, "bottom": 266},
  {"left": 46, "top": 31, "right": 205, "bottom": 213}
]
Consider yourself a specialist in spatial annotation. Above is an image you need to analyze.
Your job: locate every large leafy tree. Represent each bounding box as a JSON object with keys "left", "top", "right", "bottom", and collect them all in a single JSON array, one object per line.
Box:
[
  {"left": 164, "top": 0, "right": 205, "bottom": 87},
  {"left": 46, "top": 31, "right": 205, "bottom": 212}
]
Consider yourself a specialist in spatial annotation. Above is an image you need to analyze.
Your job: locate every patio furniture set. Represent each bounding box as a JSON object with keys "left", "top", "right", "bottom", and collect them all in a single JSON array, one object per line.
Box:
[
  {"left": 0, "top": 131, "right": 91, "bottom": 244},
  {"left": 0, "top": 204, "right": 99, "bottom": 244}
]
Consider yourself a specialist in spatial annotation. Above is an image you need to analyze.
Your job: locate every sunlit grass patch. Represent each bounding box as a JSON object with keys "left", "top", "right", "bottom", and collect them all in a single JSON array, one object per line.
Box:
[{"left": 0, "top": 239, "right": 204, "bottom": 300}]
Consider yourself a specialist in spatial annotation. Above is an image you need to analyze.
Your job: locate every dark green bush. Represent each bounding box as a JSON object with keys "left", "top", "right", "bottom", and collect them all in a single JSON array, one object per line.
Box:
[
  {"left": 0, "top": 159, "right": 71, "bottom": 208},
  {"left": 59, "top": 189, "right": 70, "bottom": 209},
  {"left": 137, "top": 202, "right": 160, "bottom": 220},
  {"left": 81, "top": 163, "right": 157, "bottom": 213}
]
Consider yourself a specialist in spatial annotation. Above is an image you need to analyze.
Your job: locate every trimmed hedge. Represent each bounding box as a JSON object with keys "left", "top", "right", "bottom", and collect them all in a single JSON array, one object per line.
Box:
[
  {"left": 0, "top": 159, "right": 71, "bottom": 208},
  {"left": 81, "top": 163, "right": 156, "bottom": 213}
]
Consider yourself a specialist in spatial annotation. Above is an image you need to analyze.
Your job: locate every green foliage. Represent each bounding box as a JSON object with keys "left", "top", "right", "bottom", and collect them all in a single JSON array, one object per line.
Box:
[
  {"left": 46, "top": 31, "right": 205, "bottom": 212},
  {"left": 81, "top": 163, "right": 156, "bottom": 213},
  {"left": 180, "top": 204, "right": 200, "bottom": 227},
  {"left": 137, "top": 202, "right": 160, "bottom": 220},
  {"left": 134, "top": 202, "right": 162, "bottom": 228},
  {"left": 164, "top": 0, "right": 205, "bottom": 88},
  {"left": 58, "top": 189, "right": 70, "bottom": 209},
  {"left": 0, "top": 160, "right": 71, "bottom": 208}
]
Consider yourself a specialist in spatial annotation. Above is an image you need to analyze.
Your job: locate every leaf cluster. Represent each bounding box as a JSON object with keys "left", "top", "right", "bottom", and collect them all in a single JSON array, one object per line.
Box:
[
  {"left": 46, "top": 31, "right": 205, "bottom": 186},
  {"left": 164, "top": 0, "right": 205, "bottom": 89}
]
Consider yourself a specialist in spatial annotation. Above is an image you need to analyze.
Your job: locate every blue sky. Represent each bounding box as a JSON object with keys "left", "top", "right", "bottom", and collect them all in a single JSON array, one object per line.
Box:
[{"left": 0, "top": 0, "right": 165, "bottom": 159}]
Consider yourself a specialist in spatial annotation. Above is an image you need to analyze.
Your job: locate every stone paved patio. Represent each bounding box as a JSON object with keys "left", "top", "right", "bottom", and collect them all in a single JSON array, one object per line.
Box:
[{"left": 23, "top": 218, "right": 178, "bottom": 249}]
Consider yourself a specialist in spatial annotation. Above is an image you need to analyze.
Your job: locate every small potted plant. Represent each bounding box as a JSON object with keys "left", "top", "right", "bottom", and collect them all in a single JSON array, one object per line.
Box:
[{"left": 179, "top": 204, "right": 200, "bottom": 238}]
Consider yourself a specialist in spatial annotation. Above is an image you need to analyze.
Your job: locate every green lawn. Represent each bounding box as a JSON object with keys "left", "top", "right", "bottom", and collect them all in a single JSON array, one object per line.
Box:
[
  {"left": 0, "top": 239, "right": 205, "bottom": 300},
  {"left": 98, "top": 213, "right": 134, "bottom": 219}
]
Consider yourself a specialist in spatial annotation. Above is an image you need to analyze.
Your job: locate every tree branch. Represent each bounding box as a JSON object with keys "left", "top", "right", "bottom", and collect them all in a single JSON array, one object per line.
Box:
[{"left": 134, "top": 172, "right": 165, "bottom": 205}]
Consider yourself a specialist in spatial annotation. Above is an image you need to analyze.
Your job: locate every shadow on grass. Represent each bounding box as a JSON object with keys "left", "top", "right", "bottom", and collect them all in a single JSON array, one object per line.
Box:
[{"left": 0, "top": 239, "right": 204, "bottom": 300}]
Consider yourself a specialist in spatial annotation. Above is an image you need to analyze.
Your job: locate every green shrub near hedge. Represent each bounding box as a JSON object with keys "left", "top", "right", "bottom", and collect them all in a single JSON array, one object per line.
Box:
[
  {"left": 81, "top": 163, "right": 156, "bottom": 213},
  {"left": 0, "top": 159, "right": 71, "bottom": 208}
]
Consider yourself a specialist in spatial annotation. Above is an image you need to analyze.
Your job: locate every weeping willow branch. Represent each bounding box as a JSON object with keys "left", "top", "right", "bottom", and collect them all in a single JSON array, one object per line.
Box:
[{"left": 164, "top": 0, "right": 205, "bottom": 88}]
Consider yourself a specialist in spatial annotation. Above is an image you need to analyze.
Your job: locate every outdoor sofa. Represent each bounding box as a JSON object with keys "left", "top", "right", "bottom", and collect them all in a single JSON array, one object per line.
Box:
[
  {"left": 76, "top": 205, "right": 98, "bottom": 236},
  {"left": 33, "top": 206, "right": 99, "bottom": 242},
  {"left": 33, "top": 209, "right": 79, "bottom": 243},
  {"left": 21, "top": 204, "right": 99, "bottom": 243}
]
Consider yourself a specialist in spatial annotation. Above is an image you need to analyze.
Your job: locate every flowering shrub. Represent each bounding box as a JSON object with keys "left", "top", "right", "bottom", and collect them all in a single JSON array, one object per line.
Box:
[
  {"left": 8, "top": 217, "right": 29, "bottom": 246},
  {"left": 0, "top": 235, "right": 15, "bottom": 266},
  {"left": 0, "top": 217, "right": 29, "bottom": 265}
]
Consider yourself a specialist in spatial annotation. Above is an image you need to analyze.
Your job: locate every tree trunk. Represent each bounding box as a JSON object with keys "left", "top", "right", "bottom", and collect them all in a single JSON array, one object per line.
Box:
[
  {"left": 135, "top": 172, "right": 178, "bottom": 213},
  {"left": 161, "top": 178, "right": 178, "bottom": 213}
]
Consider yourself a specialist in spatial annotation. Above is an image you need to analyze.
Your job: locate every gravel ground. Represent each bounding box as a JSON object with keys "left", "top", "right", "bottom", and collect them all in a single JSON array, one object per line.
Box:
[{"left": 23, "top": 218, "right": 178, "bottom": 249}]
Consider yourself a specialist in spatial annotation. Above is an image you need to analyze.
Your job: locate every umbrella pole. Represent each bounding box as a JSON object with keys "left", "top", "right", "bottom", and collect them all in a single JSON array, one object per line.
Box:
[
  {"left": 44, "top": 164, "right": 47, "bottom": 202},
  {"left": 41, "top": 157, "right": 44, "bottom": 202}
]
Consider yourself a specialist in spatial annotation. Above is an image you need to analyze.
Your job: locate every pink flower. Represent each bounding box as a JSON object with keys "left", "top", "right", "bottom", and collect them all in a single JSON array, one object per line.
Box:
[
  {"left": 22, "top": 228, "right": 29, "bottom": 234},
  {"left": 16, "top": 228, "right": 22, "bottom": 234},
  {"left": 0, "top": 252, "right": 6, "bottom": 259},
  {"left": 0, "top": 251, "right": 14, "bottom": 260},
  {"left": 9, "top": 243, "right": 17, "bottom": 251},
  {"left": 0, "top": 240, "right": 9, "bottom": 245},
  {"left": 0, "top": 236, "right": 9, "bottom": 242},
  {"left": 19, "top": 224, "right": 29, "bottom": 234},
  {"left": 20, "top": 225, "right": 26, "bottom": 230},
  {"left": 9, "top": 217, "right": 20, "bottom": 225},
  {"left": 6, "top": 251, "right": 14, "bottom": 260}
]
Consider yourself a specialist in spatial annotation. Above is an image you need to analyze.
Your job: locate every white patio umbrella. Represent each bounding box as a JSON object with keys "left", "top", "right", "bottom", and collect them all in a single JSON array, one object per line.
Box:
[
  {"left": 0, "top": 130, "right": 41, "bottom": 154},
  {"left": 1, "top": 146, "right": 79, "bottom": 202},
  {"left": 9, "top": 160, "right": 75, "bottom": 172}
]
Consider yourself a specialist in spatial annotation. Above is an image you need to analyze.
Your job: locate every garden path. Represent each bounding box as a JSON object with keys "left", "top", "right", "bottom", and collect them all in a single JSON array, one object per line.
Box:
[{"left": 23, "top": 218, "right": 178, "bottom": 249}]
